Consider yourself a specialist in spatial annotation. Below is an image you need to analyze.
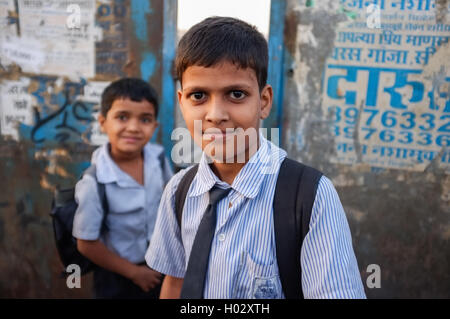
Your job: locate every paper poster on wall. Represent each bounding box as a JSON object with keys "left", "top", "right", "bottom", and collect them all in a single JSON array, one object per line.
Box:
[
  {"left": 0, "top": 0, "right": 17, "bottom": 67},
  {"left": 1, "top": 36, "right": 46, "bottom": 73},
  {"left": 0, "top": 0, "right": 16, "bottom": 35},
  {"left": 79, "top": 81, "right": 110, "bottom": 146},
  {"left": 0, "top": 78, "right": 34, "bottom": 140},
  {"left": 321, "top": 0, "right": 450, "bottom": 172},
  {"left": 17, "top": 0, "right": 96, "bottom": 78},
  {"left": 95, "top": 1, "right": 129, "bottom": 79}
]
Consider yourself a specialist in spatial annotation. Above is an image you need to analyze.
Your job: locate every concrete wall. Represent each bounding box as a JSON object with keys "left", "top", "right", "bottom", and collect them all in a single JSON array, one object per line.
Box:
[
  {"left": 275, "top": 0, "right": 449, "bottom": 298},
  {"left": 1, "top": 0, "right": 448, "bottom": 299},
  {"left": 0, "top": 0, "right": 177, "bottom": 298}
]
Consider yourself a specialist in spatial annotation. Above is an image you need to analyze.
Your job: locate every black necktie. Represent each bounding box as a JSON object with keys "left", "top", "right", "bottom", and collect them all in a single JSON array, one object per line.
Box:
[{"left": 180, "top": 185, "right": 231, "bottom": 299}]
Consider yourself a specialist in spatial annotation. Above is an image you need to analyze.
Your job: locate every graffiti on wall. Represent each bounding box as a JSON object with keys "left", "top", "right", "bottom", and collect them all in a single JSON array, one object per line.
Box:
[
  {"left": 18, "top": 78, "right": 92, "bottom": 145},
  {"left": 0, "top": 0, "right": 171, "bottom": 298},
  {"left": 0, "top": 0, "right": 119, "bottom": 145},
  {"left": 322, "top": 0, "right": 450, "bottom": 172},
  {"left": 0, "top": 76, "right": 110, "bottom": 146}
]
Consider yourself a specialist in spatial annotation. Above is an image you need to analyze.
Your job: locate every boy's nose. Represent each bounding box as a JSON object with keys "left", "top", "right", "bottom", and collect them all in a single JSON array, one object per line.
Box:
[
  {"left": 205, "top": 98, "right": 229, "bottom": 124},
  {"left": 126, "top": 118, "right": 140, "bottom": 131}
]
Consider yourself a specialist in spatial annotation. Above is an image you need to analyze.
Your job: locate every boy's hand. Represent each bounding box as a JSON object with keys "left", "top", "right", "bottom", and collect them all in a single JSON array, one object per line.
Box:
[{"left": 130, "top": 265, "right": 162, "bottom": 292}]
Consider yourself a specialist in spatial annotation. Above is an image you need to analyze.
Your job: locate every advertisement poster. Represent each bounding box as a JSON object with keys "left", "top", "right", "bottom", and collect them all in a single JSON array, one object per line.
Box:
[
  {"left": 0, "top": 78, "right": 34, "bottom": 140},
  {"left": 322, "top": 0, "right": 450, "bottom": 171},
  {"left": 17, "top": 0, "right": 96, "bottom": 78},
  {"left": 79, "top": 80, "right": 110, "bottom": 145}
]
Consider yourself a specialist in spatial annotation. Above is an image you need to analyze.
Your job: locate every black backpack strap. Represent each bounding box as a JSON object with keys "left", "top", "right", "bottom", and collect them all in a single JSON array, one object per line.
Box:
[
  {"left": 273, "top": 158, "right": 322, "bottom": 299},
  {"left": 158, "top": 150, "right": 166, "bottom": 173},
  {"left": 174, "top": 164, "right": 199, "bottom": 229},
  {"left": 158, "top": 149, "right": 171, "bottom": 186},
  {"left": 83, "top": 164, "right": 109, "bottom": 231}
]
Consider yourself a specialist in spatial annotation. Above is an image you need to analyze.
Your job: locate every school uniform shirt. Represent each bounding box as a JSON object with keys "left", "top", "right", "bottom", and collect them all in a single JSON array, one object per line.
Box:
[
  {"left": 146, "top": 134, "right": 366, "bottom": 299},
  {"left": 73, "top": 142, "right": 173, "bottom": 264}
]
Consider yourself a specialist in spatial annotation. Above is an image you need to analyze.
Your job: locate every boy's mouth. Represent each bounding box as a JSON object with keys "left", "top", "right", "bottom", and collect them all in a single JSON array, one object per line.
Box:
[
  {"left": 202, "top": 128, "right": 236, "bottom": 141},
  {"left": 121, "top": 136, "right": 141, "bottom": 143}
]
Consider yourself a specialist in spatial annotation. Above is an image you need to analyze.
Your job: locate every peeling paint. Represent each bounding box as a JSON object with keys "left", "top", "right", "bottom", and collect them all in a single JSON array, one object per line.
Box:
[
  {"left": 0, "top": 0, "right": 174, "bottom": 298},
  {"left": 282, "top": 0, "right": 450, "bottom": 298}
]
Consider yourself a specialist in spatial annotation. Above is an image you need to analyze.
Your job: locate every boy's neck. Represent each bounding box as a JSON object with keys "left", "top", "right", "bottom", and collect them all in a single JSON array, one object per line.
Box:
[
  {"left": 108, "top": 144, "right": 143, "bottom": 164},
  {"left": 209, "top": 137, "right": 261, "bottom": 186},
  {"left": 210, "top": 162, "right": 246, "bottom": 186},
  {"left": 108, "top": 145, "right": 145, "bottom": 185}
]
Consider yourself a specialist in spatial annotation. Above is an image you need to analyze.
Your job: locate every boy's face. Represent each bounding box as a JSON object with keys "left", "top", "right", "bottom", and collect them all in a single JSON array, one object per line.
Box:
[
  {"left": 178, "top": 61, "right": 272, "bottom": 163},
  {"left": 99, "top": 98, "right": 158, "bottom": 159}
]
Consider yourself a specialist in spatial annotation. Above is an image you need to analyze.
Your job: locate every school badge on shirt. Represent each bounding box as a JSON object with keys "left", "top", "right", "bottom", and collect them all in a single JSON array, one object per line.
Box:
[{"left": 251, "top": 275, "right": 281, "bottom": 299}]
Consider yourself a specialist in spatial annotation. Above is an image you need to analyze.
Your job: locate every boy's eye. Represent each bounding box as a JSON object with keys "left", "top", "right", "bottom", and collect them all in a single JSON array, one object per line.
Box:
[
  {"left": 141, "top": 117, "right": 152, "bottom": 123},
  {"left": 118, "top": 114, "right": 128, "bottom": 121},
  {"left": 229, "top": 90, "right": 246, "bottom": 100},
  {"left": 189, "top": 92, "right": 205, "bottom": 101}
]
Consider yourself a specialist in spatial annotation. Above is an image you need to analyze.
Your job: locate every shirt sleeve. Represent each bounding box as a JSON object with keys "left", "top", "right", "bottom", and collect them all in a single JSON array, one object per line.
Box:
[
  {"left": 72, "top": 174, "right": 104, "bottom": 240},
  {"left": 300, "top": 176, "right": 367, "bottom": 299},
  {"left": 145, "top": 168, "right": 188, "bottom": 278},
  {"left": 162, "top": 155, "right": 174, "bottom": 186}
]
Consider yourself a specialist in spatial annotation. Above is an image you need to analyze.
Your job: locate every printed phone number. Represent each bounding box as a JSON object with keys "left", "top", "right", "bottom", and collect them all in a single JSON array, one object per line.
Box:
[{"left": 328, "top": 105, "right": 450, "bottom": 147}]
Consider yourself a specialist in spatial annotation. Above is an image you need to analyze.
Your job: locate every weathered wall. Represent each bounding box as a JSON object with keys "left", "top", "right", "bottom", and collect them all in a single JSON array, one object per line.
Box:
[
  {"left": 0, "top": 0, "right": 177, "bottom": 298},
  {"left": 277, "top": 0, "right": 449, "bottom": 298},
  {"left": 1, "top": 0, "right": 448, "bottom": 299}
]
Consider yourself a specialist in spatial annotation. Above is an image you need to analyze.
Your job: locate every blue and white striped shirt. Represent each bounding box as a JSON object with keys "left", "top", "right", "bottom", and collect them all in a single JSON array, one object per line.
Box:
[{"left": 146, "top": 136, "right": 366, "bottom": 298}]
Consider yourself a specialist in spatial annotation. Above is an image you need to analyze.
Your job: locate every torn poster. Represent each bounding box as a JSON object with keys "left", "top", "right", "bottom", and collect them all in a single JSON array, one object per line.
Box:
[
  {"left": 17, "top": 0, "right": 96, "bottom": 78},
  {"left": 0, "top": 78, "right": 34, "bottom": 140}
]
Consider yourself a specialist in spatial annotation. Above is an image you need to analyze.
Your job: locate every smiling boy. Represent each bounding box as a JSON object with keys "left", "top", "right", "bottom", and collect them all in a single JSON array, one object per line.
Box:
[
  {"left": 73, "top": 78, "right": 173, "bottom": 298},
  {"left": 146, "top": 17, "right": 366, "bottom": 299}
]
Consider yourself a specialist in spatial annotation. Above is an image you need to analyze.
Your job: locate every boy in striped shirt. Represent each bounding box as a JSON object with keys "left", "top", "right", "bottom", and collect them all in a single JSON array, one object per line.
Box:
[{"left": 146, "top": 17, "right": 366, "bottom": 299}]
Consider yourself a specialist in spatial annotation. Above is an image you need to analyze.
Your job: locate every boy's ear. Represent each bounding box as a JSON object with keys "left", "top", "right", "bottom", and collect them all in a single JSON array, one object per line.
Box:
[
  {"left": 177, "top": 90, "right": 183, "bottom": 107},
  {"left": 98, "top": 113, "right": 106, "bottom": 133},
  {"left": 260, "top": 84, "right": 273, "bottom": 120}
]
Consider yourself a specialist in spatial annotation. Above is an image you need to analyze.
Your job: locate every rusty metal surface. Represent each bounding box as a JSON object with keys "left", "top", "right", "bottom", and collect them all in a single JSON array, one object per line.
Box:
[
  {"left": 0, "top": 0, "right": 175, "bottom": 298},
  {"left": 280, "top": 0, "right": 450, "bottom": 298},
  {"left": 1, "top": 0, "right": 449, "bottom": 299}
]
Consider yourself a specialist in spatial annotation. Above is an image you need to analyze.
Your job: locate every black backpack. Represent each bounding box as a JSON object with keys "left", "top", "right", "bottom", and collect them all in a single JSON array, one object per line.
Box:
[
  {"left": 50, "top": 150, "right": 167, "bottom": 277},
  {"left": 174, "top": 158, "right": 322, "bottom": 299},
  {"left": 50, "top": 164, "right": 109, "bottom": 277}
]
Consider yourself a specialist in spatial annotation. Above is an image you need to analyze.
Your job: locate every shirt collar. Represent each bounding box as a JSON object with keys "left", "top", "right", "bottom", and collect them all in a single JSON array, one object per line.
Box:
[
  {"left": 188, "top": 133, "right": 286, "bottom": 198},
  {"left": 93, "top": 142, "right": 155, "bottom": 188}
]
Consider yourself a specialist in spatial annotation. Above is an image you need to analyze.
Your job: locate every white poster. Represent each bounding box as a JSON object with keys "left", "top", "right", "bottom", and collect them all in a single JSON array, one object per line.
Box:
[
  {"left": 17, "top": 0, "right": 96, "bottom": 78},
  {"left": 0, "top": 78, "right": 34, "bottom": 140},
  {"left": 1, "top": 36, "right": 46, "bottom": 73},
  {"left": 0, "top": 0, "right": 16, "bottom": 35},
  {"left": 321, "top": 0, "right": 450, "bottom": 172},
  {"left": 80, "top": 81, "right": 110, "bottom": 145}
]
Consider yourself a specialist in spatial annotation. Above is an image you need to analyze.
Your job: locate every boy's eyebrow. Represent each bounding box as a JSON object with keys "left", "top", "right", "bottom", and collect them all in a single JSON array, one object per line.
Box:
[
  {"left": 112, "top": 109, "right": 130, "bottom": 115},
  {"left": 183, "top": 83, "right": 253, "bottom": 92},
  {"left": 223, "top": 84, "right": 253, "bottom": 91},
  {"left": 113, "top": 110, "right": 155, "bottom": 117}
]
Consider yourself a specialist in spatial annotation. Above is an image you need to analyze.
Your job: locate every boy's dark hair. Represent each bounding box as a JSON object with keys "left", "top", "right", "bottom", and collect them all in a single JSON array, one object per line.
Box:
[
  {"left": 175, "top": 17, "right": 268, "bottom": 91},
  {"left": 100, "top": 78, "right": 159, "bottom": 117}
]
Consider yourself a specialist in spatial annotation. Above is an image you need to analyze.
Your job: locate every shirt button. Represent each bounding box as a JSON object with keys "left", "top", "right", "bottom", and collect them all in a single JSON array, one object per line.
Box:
[{"left": 218, "top": 233, "right": 226, "bottom": 242}]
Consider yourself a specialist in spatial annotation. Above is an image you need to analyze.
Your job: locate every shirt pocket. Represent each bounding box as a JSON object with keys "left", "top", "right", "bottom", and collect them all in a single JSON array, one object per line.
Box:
[
  {"left": 232, "top": 252, "right": 282, "bottom": 299},
  {"left": 105, "top": 186, "right": 146, "bottom": 232}
]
